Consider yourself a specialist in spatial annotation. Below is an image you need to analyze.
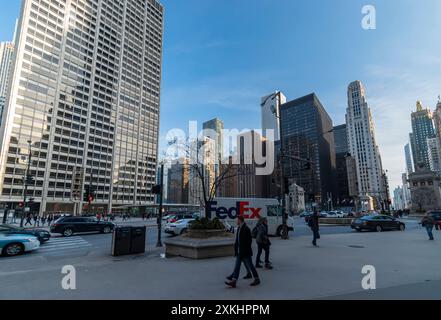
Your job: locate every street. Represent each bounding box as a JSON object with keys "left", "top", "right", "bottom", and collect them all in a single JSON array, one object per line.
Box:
[{"left": 1, "top": 217, "right": 436, "bottom": 300}]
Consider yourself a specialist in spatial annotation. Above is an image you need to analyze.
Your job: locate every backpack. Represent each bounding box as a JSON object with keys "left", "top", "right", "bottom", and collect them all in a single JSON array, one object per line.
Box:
[{"left": 251, "top": 226, "right": 258, "bottom": 239}]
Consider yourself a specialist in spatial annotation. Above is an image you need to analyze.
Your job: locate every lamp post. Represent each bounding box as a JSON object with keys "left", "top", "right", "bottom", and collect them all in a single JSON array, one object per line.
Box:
[
  {"left": 264, "top": 91, "right": 289, "bottom": 239},
  {"left": 20, "top": 141, "right": 33, "bottom": 227},
  {"left": 156, "top": 162, "right": 165, "bottom": 247}
]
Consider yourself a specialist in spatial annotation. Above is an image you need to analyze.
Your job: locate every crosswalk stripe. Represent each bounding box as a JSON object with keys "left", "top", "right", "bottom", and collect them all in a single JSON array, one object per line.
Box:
[
  {"left": 38, "top": 236, "right": 91, "bottom": 253},
  {"left": 40, "top": 242, "right": 90, "bottom": 250},
  {"left": 39, "top": 245, "right": 91, "bottom": 252}
]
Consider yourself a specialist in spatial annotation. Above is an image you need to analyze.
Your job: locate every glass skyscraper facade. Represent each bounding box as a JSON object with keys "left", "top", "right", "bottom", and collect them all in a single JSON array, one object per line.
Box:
[
  {"left": 410, "top": 101, "right": 435, "bottom": 171},
  {"left": 0, "top": 0, "right": 164, "bottom": 215},
  {"left": 280, "top": 93, "right": 336, "bottom": 206}
]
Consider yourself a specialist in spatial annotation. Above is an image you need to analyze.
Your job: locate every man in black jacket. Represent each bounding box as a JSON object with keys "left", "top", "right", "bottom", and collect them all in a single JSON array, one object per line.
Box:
[
  {"left": 309, "top": 209, "right": 320, "bottom": 246},
  {"left": 225, "top": 216, "right": 260, "bottom": 288}
]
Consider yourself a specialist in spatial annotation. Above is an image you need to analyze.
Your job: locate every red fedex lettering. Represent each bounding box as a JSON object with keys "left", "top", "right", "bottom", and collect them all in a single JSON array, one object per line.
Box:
[
  {"left": 239, "top": 201, "right": 250, "bottom": 218},
  {"left": 250, "top": 207, "right": 262, "bottom": 219}
]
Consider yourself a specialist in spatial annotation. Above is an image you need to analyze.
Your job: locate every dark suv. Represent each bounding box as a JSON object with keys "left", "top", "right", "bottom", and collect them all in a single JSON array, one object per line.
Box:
[
  {"left": 50, "top": 217, "right": 115, "bottom": 237},
  {"left": 430, "top": 211, "right": 441, "bottom": 230}
]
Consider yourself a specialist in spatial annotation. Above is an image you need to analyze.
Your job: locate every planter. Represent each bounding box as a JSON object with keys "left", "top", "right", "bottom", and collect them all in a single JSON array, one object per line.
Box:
[{"left": 164, "top": 233, "right": 235, "bottom": 259}]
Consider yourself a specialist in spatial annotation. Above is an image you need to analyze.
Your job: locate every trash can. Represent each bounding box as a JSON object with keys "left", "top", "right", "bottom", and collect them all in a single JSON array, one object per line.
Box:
[
  {"left": 130, "top": 226, "right": 146, "bottom": 255},
  {"left": 111, "top": 226, "right": 132, "bottom": 256}
]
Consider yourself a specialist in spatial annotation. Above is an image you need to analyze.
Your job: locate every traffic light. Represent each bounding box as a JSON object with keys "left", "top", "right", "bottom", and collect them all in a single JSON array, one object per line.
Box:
[
  {"left": 25, "top": 174, "right": 35, "bottom": 185},
  {"left": 18, "top": 202, "right": 24, "bottom": 208},
  {"left": 83, "top": 185, "right": 96, "bottom": 203},
  {"left": 28, "top": 198, "right": 35, "bottom": 205},
  {"left": 83, "top": 185, "right": 91, "bottom": 202}
]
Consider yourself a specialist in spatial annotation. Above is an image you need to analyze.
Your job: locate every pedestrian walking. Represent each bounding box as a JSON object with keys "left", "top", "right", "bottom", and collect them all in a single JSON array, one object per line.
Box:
[
  {"left": 254, "top": 217, "right": 273, "bottom": 269},
  {"left": 25, "top": 214, "right": 32, "bottom": 226},
  {"left": 47, "top": 215, "right": 53, "bottom": 226},
  {"left": 421, "top": 213, "right": 435, "bottom": 240},
  {"left": 41, "top": 216, "right": 46, "bottom": 226},
  {"left": 308, "top": 209, "right": 320, "bottom": 246},
  {"left": 33, "top": 214, "right": 39, "bottom": 227},
  {"left": 225, "top": 216, "right": 260, "bottom": 288}
]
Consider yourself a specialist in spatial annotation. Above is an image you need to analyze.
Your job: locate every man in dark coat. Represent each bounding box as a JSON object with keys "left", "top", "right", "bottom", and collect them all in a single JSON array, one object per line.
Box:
[
  {"left": 255, "top": 217, "right": 273, "bottom": 269},
  {"left": 309, "top": 209, "right": 320, "bottom": 246},
  {"left": 421, "top": 213, "right": 435, "bottom": 240},
  {"left": 225, "top": 216, "right": 260, "bottom": 288}
]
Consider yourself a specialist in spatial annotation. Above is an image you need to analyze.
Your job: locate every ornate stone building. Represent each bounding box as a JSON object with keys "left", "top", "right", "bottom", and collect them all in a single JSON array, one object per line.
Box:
[{"left": 408, "top": 163, "right": 441, "bottom": 213}]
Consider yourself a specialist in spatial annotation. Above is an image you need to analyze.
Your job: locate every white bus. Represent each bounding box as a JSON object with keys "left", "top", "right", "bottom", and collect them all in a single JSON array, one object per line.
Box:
[{"left": 207, "top": 198, "right": 295, "bottom": 236}]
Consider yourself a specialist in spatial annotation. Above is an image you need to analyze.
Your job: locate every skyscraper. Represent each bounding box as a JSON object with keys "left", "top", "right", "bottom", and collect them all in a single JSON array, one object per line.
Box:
[
  {"left": 404, "top": 143, "right": 413, "bottom": 175},
  {"left": 333, "top": 124, "right": 351, "bottom": 205},
  {"left": 346, "top": 81, "right": 387, "bottom": 210},
  {"left": 0, "top": 21, "right": 17, "bottom": 126},
  {"left": 280, "top": 93, "right": 336, "bottom": 206},
  {"left": 203, "top": 118, "right": 224, "bottom": 168},
  {"left": 410, "top": 101, "right": 435, "bottom": 171},
  {"left": 0, "top": 0, "right": 164, "bottom": 215},
  {"left": 261, "top": 91, "right": 286, "bottom": 141},
  {"left": 427, "top": 137, "right": 441, "bottom": 174}
]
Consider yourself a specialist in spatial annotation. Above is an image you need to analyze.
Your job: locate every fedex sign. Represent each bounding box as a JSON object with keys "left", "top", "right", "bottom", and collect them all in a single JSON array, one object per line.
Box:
[{"left": 208, "top": 201, "right": 262, "bottom": 220}]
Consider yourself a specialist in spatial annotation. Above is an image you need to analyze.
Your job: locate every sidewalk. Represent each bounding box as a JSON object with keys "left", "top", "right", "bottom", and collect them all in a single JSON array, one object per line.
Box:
[{"left": 1, "top": 226, "right": 440, "bottom": 299}]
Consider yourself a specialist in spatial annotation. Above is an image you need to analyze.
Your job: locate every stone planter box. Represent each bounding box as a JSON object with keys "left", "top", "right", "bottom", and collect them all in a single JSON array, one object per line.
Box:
[{"left": 164, "top": 233, "right": 235, "bottom": 259}]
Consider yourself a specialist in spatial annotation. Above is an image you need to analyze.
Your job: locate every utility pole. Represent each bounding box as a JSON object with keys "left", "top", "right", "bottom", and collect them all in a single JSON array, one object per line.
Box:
[
  {"left": 274, "top": 92, "right": 289, "bottom": 240},
  {"left": 20, "top": 141, "right": 33, "bottom": 227},
  {"left": 156, "top": 163, "right": 164, "bottom": 247}
]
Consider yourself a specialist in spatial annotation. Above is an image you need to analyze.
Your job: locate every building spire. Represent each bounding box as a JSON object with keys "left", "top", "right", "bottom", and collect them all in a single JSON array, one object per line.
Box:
[{"left": 416, "top": 100, "right": 423, "bottom": 112}]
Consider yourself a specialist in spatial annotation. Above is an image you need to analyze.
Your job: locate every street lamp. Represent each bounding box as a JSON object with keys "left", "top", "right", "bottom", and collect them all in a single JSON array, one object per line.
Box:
[
  {"left": 20, "top": 140, "right": 33, "bottom": 227},
  {"left": 265, "top": 91, "right": 289, "bottom": 239}
]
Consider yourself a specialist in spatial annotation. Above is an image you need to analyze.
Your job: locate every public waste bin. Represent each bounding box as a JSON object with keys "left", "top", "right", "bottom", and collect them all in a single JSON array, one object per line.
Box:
[
  {"left": 130, "top": 226, "right": 146, "bottom": 255},
  {"left": 111, "top": 226, "right": 132, "bottom": 256},
  {"left": 111, "top": 226, "right": 147, "bottom": 256}
]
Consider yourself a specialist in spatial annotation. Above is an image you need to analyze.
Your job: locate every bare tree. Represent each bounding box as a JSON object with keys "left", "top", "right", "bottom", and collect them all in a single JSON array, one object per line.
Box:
[{"left": 169, "top": 137, "right": 246, "bottom": 219}]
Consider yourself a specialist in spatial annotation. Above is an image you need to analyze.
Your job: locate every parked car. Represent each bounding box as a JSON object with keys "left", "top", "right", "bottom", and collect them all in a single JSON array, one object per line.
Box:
[
  {"left": 430, "top": 211, "right": 441, "bottom": 230},
  {"left": 167, "top": 213, "right": 195, "bottom": 224},
  {"left": 299, "top": 211, "right": 312, "bottom": 218},
  {"left": 50, "top": 216, "right": 115, "bottom": 237},
  {"left": 0, "top": 233, "right": 40, "bottom": 257},
  {"left": 164, "top": 219, "right": 195, "bottom": 236},
  {"left": 351, "top": 215, "right": 406, "bottom": 232},
  {"left": 0, "top": 224, "right": 51, "bottom": 243}
]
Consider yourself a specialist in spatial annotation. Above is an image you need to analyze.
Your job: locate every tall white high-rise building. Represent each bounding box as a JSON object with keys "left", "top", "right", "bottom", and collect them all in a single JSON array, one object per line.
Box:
[
  {"left": 0, "top": 0, "right": 164, "bottom": 215},
  {"left": 346, "top": 81, "right": 387, "bottom": 210},
  {"left": 261, "top": 91, "right": 286, "bottom": 141},
  {"left": 0, "top": 20, "right": 18, "bottom": 126},
  {"left": 189, "top": 137, "right": 216, "bottom": 206},
  {"left": 404, "top": 143, "right": 413, "bottom": 175},
  {"left": 427, "top": 137, "right": 441, "bottom": 174}
]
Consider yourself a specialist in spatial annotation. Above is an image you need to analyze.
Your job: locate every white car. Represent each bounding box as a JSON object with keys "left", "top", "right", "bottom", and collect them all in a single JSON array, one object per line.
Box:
[
  {"left": 0, "top": 233, "right": 40, "bottom": 257},
  {"left": 164, "top": 219, "right": 195, "bottom": 236}
]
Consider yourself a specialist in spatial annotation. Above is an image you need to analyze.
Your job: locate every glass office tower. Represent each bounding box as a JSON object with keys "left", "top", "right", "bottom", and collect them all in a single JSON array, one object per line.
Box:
[{"left": 0, "top": 0, "right": 164, "bottom": 215}]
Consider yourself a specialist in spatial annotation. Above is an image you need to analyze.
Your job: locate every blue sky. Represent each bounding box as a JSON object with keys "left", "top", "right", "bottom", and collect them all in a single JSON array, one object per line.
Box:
[{"left": 1, "top": 0, "right": 441, "bottom": 188}]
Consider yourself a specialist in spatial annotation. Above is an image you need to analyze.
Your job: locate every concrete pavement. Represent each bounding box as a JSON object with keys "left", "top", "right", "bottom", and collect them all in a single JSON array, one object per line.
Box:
[{"left": 1, "top": 220, "right": 440, "bottom": 300}]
